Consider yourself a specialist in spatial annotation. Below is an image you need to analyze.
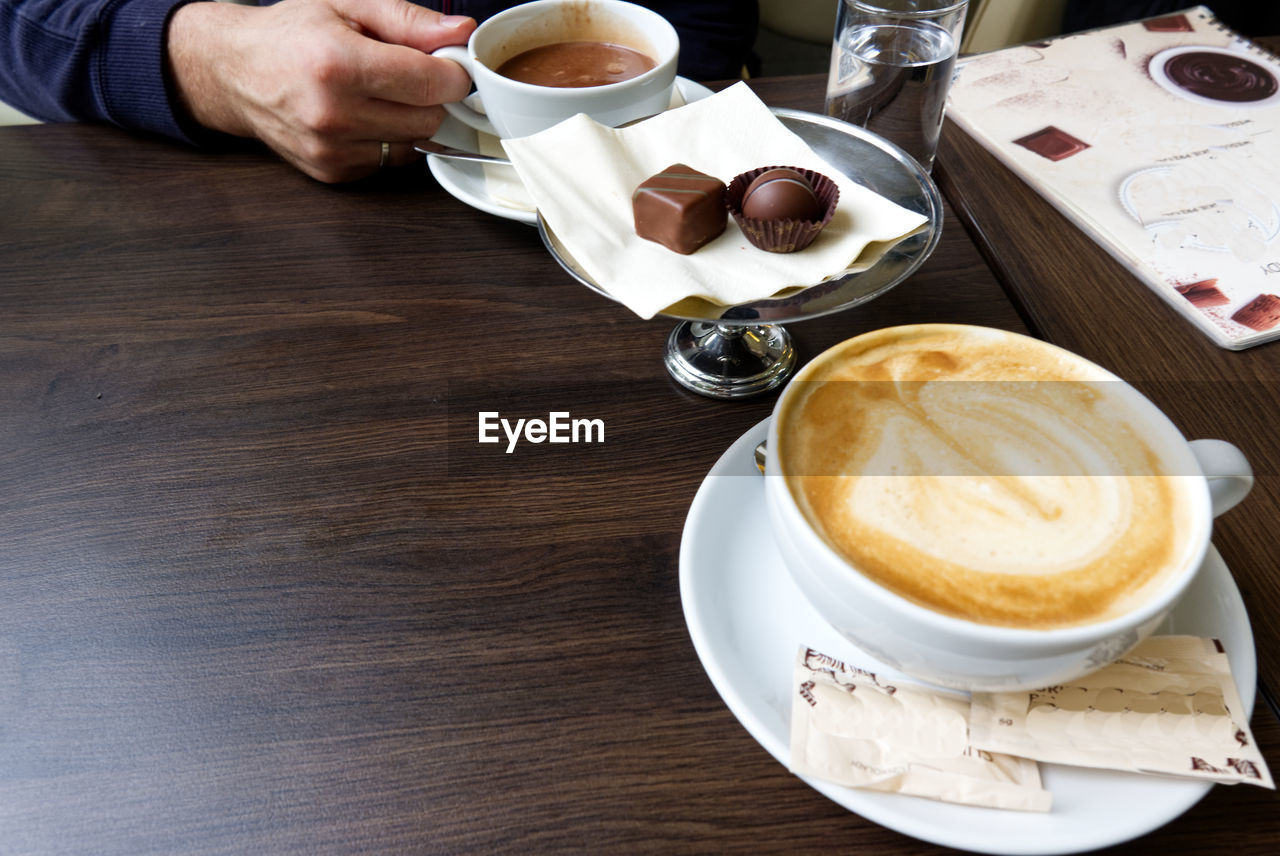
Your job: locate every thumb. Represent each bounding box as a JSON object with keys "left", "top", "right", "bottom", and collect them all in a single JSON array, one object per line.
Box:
[{"left": 335, "top": 0, "right": 477, "bottom": 52}]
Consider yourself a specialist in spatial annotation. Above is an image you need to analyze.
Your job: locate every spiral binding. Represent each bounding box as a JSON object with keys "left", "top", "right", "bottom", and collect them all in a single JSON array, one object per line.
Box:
[{"left": 1190, "top": 7, "right": 1280, "bottom": 64}]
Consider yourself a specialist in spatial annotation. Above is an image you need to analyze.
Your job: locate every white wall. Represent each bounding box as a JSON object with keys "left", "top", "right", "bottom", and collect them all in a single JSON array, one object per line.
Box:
[{"left": 962, "top": 0, "right": 1069, "bottom": 53}]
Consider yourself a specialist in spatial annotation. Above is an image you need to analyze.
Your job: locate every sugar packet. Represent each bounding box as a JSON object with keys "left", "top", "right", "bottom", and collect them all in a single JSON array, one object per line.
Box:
[
  {"left": 969, "top": 636, "right": 1273, "bottom": 788},
  {"left": 789, "top": 647, "right": 1052, "bottom": 811}
]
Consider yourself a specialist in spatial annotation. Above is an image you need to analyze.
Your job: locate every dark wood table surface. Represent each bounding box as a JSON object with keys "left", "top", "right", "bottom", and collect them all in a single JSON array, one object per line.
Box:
[{"left": 1, "top": 74, "right": 1276, "bottom": 854}]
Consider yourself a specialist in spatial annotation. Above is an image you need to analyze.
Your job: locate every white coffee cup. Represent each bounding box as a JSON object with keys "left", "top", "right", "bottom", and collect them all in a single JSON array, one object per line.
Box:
[
  {"left": 764, "top": 324, "right": 1253, "bottom": 692},
  {"left": 432, "top": 0, "right": 679, "bottom": 139}
]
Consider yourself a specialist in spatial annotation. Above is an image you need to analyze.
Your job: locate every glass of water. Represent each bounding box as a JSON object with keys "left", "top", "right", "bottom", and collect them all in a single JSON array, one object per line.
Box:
[{"left": 825, "top": 0, "right": 969, "bottom": 172}]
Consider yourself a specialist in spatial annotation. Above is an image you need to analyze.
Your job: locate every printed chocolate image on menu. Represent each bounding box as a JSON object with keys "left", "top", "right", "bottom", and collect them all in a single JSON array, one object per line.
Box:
[{"left": 947, "top": 5, "right": 1280, "bottom": 349}]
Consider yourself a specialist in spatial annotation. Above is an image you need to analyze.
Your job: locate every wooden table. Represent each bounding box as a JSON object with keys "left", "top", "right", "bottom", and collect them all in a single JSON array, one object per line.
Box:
[{"left": 0, "top": 75, "right": 1275, "bottom": 854}]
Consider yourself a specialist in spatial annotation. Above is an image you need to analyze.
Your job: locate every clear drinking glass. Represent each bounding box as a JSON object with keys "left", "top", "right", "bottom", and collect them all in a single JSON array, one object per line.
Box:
[{"left": 824, "top": 0, "right": 969, "bottom": 171}]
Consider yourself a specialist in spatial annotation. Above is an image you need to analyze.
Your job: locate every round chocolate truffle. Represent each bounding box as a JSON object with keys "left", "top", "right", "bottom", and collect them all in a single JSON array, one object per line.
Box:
[{"left": 741, "top": 168, "right": 822, "bottom": 221}]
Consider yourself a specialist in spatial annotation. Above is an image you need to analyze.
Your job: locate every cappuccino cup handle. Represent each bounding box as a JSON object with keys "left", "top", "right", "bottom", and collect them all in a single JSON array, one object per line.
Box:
[
  {"left": 1189, "top": 439, "right": 1253, "bottom": 516},
  {"left": 432, "top": 46, "right": 499, "bottom": 137}
]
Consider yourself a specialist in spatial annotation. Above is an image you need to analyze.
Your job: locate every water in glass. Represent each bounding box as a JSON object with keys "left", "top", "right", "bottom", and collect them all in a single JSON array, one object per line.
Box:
[{"left": 825, "top": 22, "right": 957, "bottom": 170}]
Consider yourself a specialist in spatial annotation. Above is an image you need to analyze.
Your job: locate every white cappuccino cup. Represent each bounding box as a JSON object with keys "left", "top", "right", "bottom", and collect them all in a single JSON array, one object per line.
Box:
[{"left": 764, "top": 324, "right": 1253, "bottom": 691}]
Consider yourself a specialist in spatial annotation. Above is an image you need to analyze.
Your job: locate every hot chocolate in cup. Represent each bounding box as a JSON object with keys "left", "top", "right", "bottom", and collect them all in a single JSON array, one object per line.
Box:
[
  {"left": 764, "top": 324, "right": 1253, "bottom": 691},
  {"left": 432, "top": 0, "right": 679, "bottom": 139}
]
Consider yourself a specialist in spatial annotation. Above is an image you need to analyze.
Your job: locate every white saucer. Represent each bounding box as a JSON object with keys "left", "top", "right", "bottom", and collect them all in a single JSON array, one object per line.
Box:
[
  {"left": 679, "top": 418, "right": 1258, "bottom": 856},
  {"left": 426, "top": 77, "right": 715, "bottom": 224}
]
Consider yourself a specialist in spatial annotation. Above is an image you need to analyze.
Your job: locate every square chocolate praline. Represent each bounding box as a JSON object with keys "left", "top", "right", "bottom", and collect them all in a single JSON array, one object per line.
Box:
[
  {"left": 1014, "top": 126, "right": 1090, "bottom": 162},
  {"left": 633, "top": 164, "right": 726, "bottom": 255}
]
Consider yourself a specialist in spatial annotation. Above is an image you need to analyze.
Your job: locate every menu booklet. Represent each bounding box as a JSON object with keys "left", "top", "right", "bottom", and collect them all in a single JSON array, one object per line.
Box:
[{"left": 947, "top": 6, "right": 1280, "bottom": 349}]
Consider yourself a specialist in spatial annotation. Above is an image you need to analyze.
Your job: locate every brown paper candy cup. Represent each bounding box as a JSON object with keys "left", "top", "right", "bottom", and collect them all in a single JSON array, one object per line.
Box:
[{"left": 727, "top": 166, "right": 839, "bottom": 253}]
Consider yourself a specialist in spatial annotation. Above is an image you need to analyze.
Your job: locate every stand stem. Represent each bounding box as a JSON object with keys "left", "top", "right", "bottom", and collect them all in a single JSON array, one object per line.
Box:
[{"left": 663, "top": 322, "right": 797, "bottom": 399}]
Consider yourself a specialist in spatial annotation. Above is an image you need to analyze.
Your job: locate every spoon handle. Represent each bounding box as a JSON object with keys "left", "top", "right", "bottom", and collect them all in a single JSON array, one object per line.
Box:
[{"left": 413, "top": 142, "right": 512, "bottom": 166}]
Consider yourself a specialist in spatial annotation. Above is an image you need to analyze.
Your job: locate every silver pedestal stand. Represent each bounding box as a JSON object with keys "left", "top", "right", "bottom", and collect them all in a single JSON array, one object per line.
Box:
[{"left": 539, "top": 109, "right": 944, "bottom": 399}]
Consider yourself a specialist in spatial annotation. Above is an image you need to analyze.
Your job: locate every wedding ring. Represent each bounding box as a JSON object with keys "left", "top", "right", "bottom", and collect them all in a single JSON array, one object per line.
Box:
[{"left": 378, "top": 141, "right": 391, "bottom": 169}]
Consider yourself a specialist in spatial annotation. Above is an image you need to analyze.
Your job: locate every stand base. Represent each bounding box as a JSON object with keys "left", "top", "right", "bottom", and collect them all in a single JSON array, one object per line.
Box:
[{"left": 664, "top": 322, "right": 797, "bottom": 399}]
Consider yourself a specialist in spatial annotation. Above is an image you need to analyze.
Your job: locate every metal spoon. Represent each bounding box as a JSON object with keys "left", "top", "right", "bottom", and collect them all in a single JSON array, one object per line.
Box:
[
  {"left": 413, "top": 141, "right": 513, "bottom": 166},
  {"left": 754, "top": 441, "right": 768, "bottom": 475}
]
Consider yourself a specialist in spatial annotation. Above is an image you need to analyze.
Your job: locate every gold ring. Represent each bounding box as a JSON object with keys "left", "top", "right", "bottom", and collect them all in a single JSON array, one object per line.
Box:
[{"left": 378, "top": 141, "right": 391, "bottom": 168}]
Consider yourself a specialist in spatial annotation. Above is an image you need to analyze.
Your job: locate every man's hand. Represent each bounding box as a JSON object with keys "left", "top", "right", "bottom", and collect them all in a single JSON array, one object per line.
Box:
[{"left": 168, "top": 0, "right": 476, "bottom": 182}]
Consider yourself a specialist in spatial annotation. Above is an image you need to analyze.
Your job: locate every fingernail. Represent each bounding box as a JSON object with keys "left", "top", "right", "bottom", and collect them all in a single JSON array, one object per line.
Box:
[{"left": 442, "top": 15, "right": 471, "bottom": 28}]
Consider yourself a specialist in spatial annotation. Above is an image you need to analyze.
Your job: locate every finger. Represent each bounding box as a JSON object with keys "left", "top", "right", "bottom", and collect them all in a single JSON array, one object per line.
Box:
[
  {"left": 320, "top": 1, "right": 477, "bottom": 107},
  {"left": 281, "top": 101, "right": 444, "bottom": 184},
  {"left": 383, "top": 141, "right": 423, "bottom": 169},
  {"left": 316, "top": 98, "right": 452, "bottom": 148},
  {"left": 372, "top": 101, "right": 452, "bottom": 143},
  {"left": 367, "top": 139, "right": 420, "bottom": 170},
  {"left": 353, "top": 49, "right": 476, "bottom": 108},
  {"left": 332, "top": 0, "right": 477, "bottom": 53},
  {"left": 280, "top": 137, "right": 419, "bottom": 184}
]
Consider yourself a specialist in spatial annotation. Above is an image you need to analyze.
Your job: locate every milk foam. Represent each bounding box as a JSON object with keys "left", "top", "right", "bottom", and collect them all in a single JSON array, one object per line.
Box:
[{"left": 777, "top": 326, "right": 1197, "bottom": 629}]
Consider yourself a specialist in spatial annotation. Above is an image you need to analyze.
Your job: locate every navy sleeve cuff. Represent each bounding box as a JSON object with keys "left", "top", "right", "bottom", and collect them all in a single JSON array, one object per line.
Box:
[{"left": 97, "top": 0, "right": 205, "bottom": 143}]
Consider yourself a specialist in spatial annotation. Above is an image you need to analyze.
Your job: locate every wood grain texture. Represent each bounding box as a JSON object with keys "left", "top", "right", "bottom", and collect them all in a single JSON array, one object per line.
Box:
[{"left": 0, "top": 74, "right": 1275, "bottom": 855}]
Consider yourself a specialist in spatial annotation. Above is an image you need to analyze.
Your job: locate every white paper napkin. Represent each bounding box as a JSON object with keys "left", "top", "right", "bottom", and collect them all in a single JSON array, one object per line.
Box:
[
  {"left": 478, "top": 136, "right": 533, "bottom": 212},
  {"left": 476, "top": 86, "right": 691, "bottom": 213},
  {"left": 502, "top": 82, "right": 929, "bottom": 320}
]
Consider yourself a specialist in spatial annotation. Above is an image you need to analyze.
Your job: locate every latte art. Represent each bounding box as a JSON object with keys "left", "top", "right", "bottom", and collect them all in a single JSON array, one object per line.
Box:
[{"left": 777, "top": 326, "right": 1198, "bottom": 629}]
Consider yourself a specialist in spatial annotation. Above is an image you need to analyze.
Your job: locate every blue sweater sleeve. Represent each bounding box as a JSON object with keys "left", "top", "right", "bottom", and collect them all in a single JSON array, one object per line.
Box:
[{"left": 0, "top": 0, "right": 201, "bottom": 141}]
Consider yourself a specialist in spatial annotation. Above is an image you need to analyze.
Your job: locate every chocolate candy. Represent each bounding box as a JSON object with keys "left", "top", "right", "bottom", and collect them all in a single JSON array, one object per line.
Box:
[
  {"left": 727, "top": 165, "right": 838, "bottom": 254},
  {"left": 741, "top": 168, "right": 822, "bottom": 221},
  {"left": 1014, "top": 126, "right": 1090, "bottom": 162},
  {"left": 632, "top": 163, "right": 727, "bottom": 254}
]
